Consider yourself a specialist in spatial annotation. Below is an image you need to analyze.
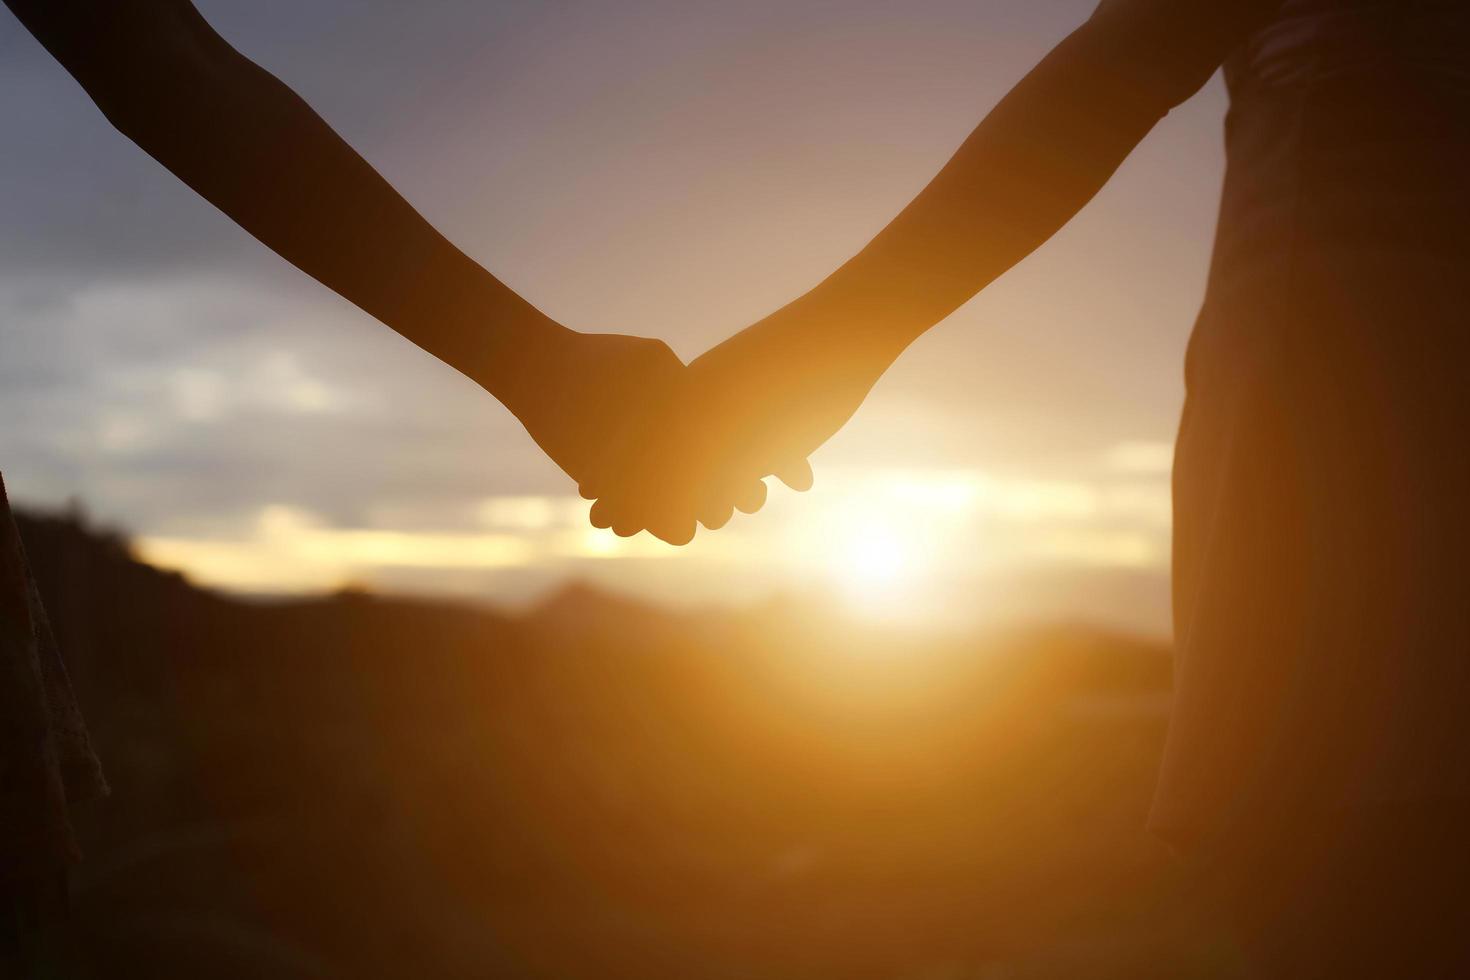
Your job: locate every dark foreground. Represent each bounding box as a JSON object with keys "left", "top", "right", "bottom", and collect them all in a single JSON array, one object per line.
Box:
[{"left": 18, "top": 509, "right": 1238, "bottom": 979}]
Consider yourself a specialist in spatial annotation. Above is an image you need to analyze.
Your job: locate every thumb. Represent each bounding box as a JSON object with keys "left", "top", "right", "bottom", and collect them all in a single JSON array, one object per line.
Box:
[{"left": 772, "top": 458, "right": 814, "bottom": 493}]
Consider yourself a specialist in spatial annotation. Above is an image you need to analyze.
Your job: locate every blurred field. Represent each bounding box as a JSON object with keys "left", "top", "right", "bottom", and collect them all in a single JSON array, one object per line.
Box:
[{"left": 18, "top": 508, "right": 1243, "bottom": 979}]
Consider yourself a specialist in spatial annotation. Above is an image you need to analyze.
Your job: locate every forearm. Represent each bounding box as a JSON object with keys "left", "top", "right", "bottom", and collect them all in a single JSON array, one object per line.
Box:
[
  {"left": 126, "top": 51, "right": 562, "bottom": 395},
  {"left": 753, "top": 0, "right": 1284, "bottom": 362},
  {"left": 11, "top": 0, "right": 563, "bottom": 409}
]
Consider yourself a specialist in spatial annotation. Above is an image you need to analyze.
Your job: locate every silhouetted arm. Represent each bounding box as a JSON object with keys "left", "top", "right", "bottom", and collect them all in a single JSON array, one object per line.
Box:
[
  {"left": 595, "top": 0, "right": 1288, "bottom": 535},
  {"left": 4, "top": 0, "right": 690, "bottom": 518},
  {"left": 756, "top": 0, "right": 1285, "bottom": 354}
]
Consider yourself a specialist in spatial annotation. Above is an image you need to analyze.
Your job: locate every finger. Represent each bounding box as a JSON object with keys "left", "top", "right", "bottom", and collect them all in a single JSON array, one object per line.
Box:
[
  {"left": 625, "top": 476, "right": 695, "bottom": 545},
  {"left": 578, "top": 482, "right": 600, "bottom": 501},
  {"left": 591, "top": 428, "right": 681, "bottom": 535},
  {"left": 733, "top": 479, "right": 767, "bottom": 515},
  {"left": 608, "top": 480, "right": 667, "bottom": 539},
  {"left": 612, "top": 515, "right": 644, "bottom": 538},
  {"left": 649, "top": 516, "right": 697, "bottom": 547},
  {"left": 773, "top": 458, "right": 814, "bottom": 493},
  {"left": 589, "top": 498, "right": 615, "bottom": 529},
  {"left": 593, "top": 419, "right": 688, "bottom": 537},
  {"left": 698, "top": 499, "right": 735, "bottom": 531},
  {"left": 640, "top": 468, "right": 703, "bottom": 544}
]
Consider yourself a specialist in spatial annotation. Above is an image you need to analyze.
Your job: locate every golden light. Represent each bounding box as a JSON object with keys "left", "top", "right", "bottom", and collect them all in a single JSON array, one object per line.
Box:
[
  {"left": 835, "top": 524, "right": 916, "bottom": 603},
  {"left": 784, "top": 471, "right": 979, "bottom": 618},
  {"left": 129, "top": 467, "right": 1172, "bottom": 618}
]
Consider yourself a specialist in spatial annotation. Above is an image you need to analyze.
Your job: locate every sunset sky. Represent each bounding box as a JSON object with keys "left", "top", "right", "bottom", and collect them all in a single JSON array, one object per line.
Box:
[{"left": 0, "top": 0, "right": 1231, "bottom": 635}]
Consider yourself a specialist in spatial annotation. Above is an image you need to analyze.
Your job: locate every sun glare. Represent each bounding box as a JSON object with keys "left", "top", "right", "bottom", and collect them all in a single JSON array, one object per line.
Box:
[
  {"left": 131, "top": 466, "right": 1171, "bottom": 625},
  {"left": 836, "top": 526, "right": 914, "bottom": 600},
  {"left": 792, "top": 473, "right": 976, "bottom": 617}
]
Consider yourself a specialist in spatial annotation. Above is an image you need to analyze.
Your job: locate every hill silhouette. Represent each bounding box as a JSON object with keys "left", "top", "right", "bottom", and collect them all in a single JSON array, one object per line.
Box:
[{"left": 14, "top": 507, "right": 1230, "bottom": 980}]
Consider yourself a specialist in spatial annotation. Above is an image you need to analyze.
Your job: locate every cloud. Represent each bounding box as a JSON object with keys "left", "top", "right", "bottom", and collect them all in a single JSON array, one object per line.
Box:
[
  {"left": 0, "top": 271, "right": 566, "bottom": 535},
  {"left": 134, "top": 498, "right": 678, "bottom": 594}
]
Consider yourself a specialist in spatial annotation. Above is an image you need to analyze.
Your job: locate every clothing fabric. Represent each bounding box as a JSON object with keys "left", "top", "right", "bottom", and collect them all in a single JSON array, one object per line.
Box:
[
  {"left": 1151, "top": 0, "right": 1470, "bottom": 849},
  {"left": 0, "top": 868, "right": 66, "bottom": 980},
  {"left": 1188, "top": 801, "right": 1470, "bottom": 977},
  {"left": 0, "top": 475, "right": 106, "bottom": 872}
]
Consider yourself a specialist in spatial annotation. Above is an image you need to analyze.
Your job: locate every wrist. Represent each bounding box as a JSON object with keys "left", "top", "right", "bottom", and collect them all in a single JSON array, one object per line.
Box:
[{"left": 474, "top": 313, "right": 576, "bottom": 417}]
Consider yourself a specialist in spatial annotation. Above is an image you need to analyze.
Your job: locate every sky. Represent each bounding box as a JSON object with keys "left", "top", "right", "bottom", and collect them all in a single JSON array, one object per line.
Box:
[{"left": 0, "top": 0, "right": 1232, "bottom": 635}]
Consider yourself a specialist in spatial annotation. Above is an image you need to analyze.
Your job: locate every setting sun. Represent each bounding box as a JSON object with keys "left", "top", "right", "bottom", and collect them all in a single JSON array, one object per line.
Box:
[
  {"left": 836, "top": 524, "right": 916, "bottom": 602},
  {"left": 782, "top": 471, "right": 974, "bottom": 617}
]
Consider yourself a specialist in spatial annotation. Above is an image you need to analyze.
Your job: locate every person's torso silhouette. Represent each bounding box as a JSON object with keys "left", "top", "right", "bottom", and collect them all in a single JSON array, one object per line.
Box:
[{"left": 1155, "top": 0, "right": 1470, "bottom": 971}]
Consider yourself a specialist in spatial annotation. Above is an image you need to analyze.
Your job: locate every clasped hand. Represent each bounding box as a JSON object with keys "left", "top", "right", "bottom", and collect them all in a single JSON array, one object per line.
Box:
[{"left": 509, "top": 320, "right": 888, "bottom": 545}]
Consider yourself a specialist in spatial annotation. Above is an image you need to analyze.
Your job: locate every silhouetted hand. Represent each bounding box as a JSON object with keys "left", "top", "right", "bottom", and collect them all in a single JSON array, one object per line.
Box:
[
  {"left": 497, "top": 328, "right": 695, "bottom": 539},
  {"left": 586, "top": 319, "right": 891, "bottom": 541}
]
